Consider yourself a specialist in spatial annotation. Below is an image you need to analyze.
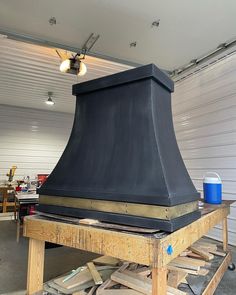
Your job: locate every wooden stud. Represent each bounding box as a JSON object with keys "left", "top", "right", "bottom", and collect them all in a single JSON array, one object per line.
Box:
[
  {"left": 27, "top": 238, "right": 45, "bottom": 295},
  {"left": 222, "top": 217, "right": 228, "bottom": 252},
  {"left": 152, "top": 267, "right": 167, "bottom": 295}
]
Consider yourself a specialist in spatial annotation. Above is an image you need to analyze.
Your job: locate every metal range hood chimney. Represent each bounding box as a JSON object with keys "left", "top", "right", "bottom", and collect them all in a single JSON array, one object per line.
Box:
[{"left": 38, "top": 64, "right": 200, "bottom": 232}]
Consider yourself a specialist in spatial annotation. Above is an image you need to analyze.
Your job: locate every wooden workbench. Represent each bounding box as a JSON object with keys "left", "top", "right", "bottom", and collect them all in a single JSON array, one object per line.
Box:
[{"left": 23, "top": 202, "right": 232, "bottom": 295}]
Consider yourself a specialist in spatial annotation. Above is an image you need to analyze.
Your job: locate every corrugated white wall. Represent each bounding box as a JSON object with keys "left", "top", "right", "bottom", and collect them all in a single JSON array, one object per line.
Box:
[
  {"left": 0, "top": 104, "right": 73, "bottom": 184},
  {"left": 172, "top": 52, "right": 236, "bottom": 245}
]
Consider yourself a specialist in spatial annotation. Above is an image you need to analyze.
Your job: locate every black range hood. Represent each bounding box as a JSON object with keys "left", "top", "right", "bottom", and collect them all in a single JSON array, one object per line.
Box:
[{"left": 38, "top": 64, "right": 200, "bottom": 232}]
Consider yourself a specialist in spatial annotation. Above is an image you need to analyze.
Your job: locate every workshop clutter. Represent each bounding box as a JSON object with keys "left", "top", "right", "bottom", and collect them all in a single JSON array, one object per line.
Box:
[{"left": 43, "top": 239, "right": 226, "bottom": 295}]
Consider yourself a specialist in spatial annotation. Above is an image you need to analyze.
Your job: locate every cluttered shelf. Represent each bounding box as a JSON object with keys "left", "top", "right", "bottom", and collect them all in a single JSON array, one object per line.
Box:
[{"left": 23, "top": 201, "right": 233, "bottom": 295}]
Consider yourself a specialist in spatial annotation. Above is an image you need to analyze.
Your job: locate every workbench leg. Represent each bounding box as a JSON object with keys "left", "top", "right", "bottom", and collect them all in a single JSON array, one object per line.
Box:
[
  {"left": 3, "top": 195, "right": 7, "bottom": 213},
  {"left": 27, "top": 238, "right": 45, "bottom": 295},
  {"left": 152, "top": 267, "right": 167, "bottom": 295},
  {"left": 222, "top": 217, "right": 228, "bottom": 252}
]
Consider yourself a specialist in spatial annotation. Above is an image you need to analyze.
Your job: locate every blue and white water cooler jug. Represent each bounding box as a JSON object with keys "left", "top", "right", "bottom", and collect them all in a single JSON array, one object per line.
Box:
[{"left": 203, "top": 172, "right": 222, "bottom": 204}]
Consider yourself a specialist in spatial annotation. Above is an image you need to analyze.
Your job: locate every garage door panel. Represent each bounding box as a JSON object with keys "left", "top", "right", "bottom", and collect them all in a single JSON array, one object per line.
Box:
[{"left": 173, "top": 53, "right": 236, "bottom": 245}]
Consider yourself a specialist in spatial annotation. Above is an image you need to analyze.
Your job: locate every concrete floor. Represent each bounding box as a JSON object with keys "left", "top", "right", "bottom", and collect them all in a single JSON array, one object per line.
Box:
[
  {"left": 0, "top": 220, "right": 235, "bottom": 294},
  {"left": 0, "top": 221, "right": 97, "bottom": 294}
]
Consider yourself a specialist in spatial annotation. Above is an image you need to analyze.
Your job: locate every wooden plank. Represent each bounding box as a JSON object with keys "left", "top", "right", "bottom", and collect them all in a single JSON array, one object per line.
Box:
[
  {"left": 134, "top": 267, "right": 151, "bottom": 277},
  {"left": 194, "top": 241, "right": 217, "bottom": 249},
  {"left": 96, "top": 279, "right": 119, "bottom": 295},
  {"left": 54, "top": 266, "right": 116, "bottom": 289},
  {"left": 167, "top": 265, "right": 198, "bottom": 276},
  {"left": 39, "top": 195, "right": 198, "bottom": 220},
  {"left": 189, "top": 246, "right": 214, "bottom": 261},
  {"left": 93, "top": 256, "right": 120, "bottom": 266},
  {"left": 24, "top": 216, "right": 153, "bottom": 266},
  {"left": 157, "top": 206, "right": 230, "bottom": 267},
  {"left": 167, "top": 270, "right": 186, "bottom": 288},
  {"left": 173, "top": 257, "right": 206, "bottom": 267},
  {"left": 87, "top": 262, "right": 103, "bottom": 285},
  {"left": 87, "top": 286, "right": 98, "bottom": 295},
  {"left": 198, "top": 268, "right": 209, "bottom": 276},
  {"left": 202, "top": 252, "right": 231, "bottom": 295},
  {"left": 111, "top": 269, "right": 152, "bottom": 294},
  {"left": 167, "top": 286, "right": 187, "bottom": 295},
  {"left": 169, "top": 261, "right": 200, "bottom": 271},
  {"left": 186, "top": 252, "right": 202, "bottom": 258},
  {"left": 209, "top": 250, "right": 226, "bottom": 257},
  {"left": 26, "top": 238, "right": 45, "bottom": 295},
  {"left": 111, "top": 269, "right": 185, "bottom": 295},
  {"left": 72, "top": 285, "right": 97, "bottom": 295},
  {"left": 72, "top": 291, "right": 88, "bottom": 295},
  {"left": 79, "top": 219, "right": 99, "bottom": 225},
  {"left": 222, "top": 217, "right": 228, "bottom": 252},
  {"left": 96, "top": 263, "right": 129, "bottom": 295},
  {"left": 97, "top": 290, "right": 142, "bottom": 295},
  {"left": 48, "top": 279, "right": 94, "bottom": 294}
]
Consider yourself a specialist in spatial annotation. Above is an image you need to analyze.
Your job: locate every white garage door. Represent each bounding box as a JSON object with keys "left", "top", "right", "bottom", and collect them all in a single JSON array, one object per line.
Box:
[{"left": 172, "top": 52, "right": 236, "bottom": 245}]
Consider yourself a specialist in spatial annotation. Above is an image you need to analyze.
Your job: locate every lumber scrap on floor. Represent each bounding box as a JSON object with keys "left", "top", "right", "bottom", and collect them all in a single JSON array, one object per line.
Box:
[
  {"left": 97, "top": 290, "right": 143, "bottom": 295},
  {"left": 87, "top": 262, "right": 103, "bottom": 285},
  {"left": 93, "top": 256, "right": 120, "bottom": 266},
  {"left": 169, "top": 261, "right": 200, "bottom": 271},
  {"left": 209, "top": 250, "right": 226, "bottom": 257},
  {"left": 111, "top": 268, "right": 187, "bottom": 295},
  {"left": 173, "top": 257, "right": 206, "bottom": 267},
  {"left": 189, "top": 246, "right": 214, "bottom": 261},
  {"left": 54, "top": 266, "right": 116, "bottom": 290},
  {"left": 167, "top": 265, "right": 199, "bottom": 276},
  {"left": 167, "top": 270, "right": 187, "bottom": 288}
]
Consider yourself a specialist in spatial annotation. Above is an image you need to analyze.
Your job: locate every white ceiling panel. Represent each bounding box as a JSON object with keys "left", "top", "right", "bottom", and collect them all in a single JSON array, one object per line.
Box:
[
  {"left": 0, "top": 38, "right": 132, "bottom": 113},
  {"left": 0, "top": 0, "right": 236, "bottom": 70}
]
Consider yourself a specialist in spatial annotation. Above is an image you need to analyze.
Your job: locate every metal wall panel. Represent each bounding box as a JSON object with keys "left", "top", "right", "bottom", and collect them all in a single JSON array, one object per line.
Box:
[
  {"left": 0, "top": 104, "right": 73, "bottom": 183},
  {"left": 173, "top": 53, "right": 236, "bottom": 245}
]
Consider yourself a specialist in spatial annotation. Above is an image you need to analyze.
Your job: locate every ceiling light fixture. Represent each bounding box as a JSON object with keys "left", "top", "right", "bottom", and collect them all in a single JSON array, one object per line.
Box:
[
  {"left": 58, "top": 56, "right": 87, "bottom": 76},
  {"left": 56, "top": 33, "right": 99, "bottom": 77},
  {"left": 45, "top": 92, "right": 55, "bottom": 105}
]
